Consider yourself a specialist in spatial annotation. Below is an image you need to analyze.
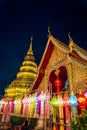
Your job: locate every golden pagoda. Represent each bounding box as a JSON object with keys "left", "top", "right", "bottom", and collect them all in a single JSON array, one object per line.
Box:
[{"left": 4, "top": 37, "right": 38, "bottom": 99}]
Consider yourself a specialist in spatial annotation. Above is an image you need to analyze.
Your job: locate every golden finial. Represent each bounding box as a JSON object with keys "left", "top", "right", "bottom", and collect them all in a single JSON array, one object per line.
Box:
[
  {"left": 27, "top": 35, "right": 33, "bottom": 55},
  {"left": 68, "top": 32, "right": 73, "bottom": 42},
  {"left": 68, "top": 32, "right": 74, "bottom": 52},
  {"left": 29, "top": 35, "right": 33, "bottom": 51},
  {"left": 48, "top": 26, "right": 51, "bottom": 37},
  {"left": 30, "top": 35, "right": 33, "bottom": 43}
]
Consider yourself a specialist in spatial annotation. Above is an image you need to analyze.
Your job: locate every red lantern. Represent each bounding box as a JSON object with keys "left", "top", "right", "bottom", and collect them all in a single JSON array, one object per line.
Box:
[
  {"left": 78, "top": 92, "right": 86, "bottom": 106},
  {"left": 63, "top": 92, "right": 69, "bottom": 106},
  {"left": 55, "top": 77, "right": 61, "bottom": 92},
  {"left": 63, "top": 93, "right": 70, "bottom": 122}
]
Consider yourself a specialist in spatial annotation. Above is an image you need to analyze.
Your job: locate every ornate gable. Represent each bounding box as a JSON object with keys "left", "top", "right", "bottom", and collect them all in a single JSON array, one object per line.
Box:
[{"left": 30, "top": 34, "right": 69, "bottom": 93}]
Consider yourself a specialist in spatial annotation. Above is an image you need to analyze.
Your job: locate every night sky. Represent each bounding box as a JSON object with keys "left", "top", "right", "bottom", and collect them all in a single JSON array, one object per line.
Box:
[{"left": 0, "top": 0, "right": 87, "bottom": 96}]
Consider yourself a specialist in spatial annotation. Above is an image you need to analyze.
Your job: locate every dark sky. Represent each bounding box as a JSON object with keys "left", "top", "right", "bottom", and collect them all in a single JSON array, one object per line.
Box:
[{"left": 0, "top": 0, "right": 87, "bottom": 96}]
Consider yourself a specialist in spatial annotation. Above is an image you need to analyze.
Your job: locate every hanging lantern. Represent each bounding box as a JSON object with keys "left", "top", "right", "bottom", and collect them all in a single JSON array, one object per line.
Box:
[
  {"left": 38, "top": 91, "right": 46, "bottom": 101},
  {"left": 50, "top": 96, "right": 57, "bottom": 123},
  {"left": 63, "top": 93, "right": 70, "bottom": 123},
  {"left": 55, "top": 77, "right": 61, "bottom": 92},
  {"left": 50, "top": 95, "right": 58, "bottom": 107},
  {"left": 57, "top": 94, "right": 64, "bottom": 107},
  {"left": 69, "top": 91, "right": 78, "bottom": 107},
  {"left": 78, "top": 92, "right": 86, "bottom": 106},
  {"left": 63, "top": 92, "right": 69, "bottom": 106},
  {"left": 69, "top": 91, "right": 78, "bottom": 119}
]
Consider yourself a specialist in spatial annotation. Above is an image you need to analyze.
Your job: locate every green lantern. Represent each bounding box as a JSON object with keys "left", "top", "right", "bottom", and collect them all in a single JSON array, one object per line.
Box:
[{"left": 50, "top": 95, "right": 58, "bottom": 107}]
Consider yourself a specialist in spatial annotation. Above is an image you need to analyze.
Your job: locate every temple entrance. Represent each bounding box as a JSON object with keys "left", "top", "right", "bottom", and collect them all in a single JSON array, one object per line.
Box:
[
  {"left": 49, "top": 66, "right": 70, "bottom": 130},
  {"left": 49, "top": 66, "right": 68, "bottom": 93}
]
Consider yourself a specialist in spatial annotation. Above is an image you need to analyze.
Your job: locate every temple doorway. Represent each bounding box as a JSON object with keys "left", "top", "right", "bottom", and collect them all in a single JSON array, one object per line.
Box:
[{"left": 49, "top": 66, "right": 70, "bottom": 130}]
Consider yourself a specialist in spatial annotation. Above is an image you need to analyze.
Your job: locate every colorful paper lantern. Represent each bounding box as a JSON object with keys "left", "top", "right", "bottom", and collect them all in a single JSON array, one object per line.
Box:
[
  {"left": 63, "top": 93, "right": 70, "bottom": 122},
  {"left": 38, "top": 91, "right": 46, "bottom": 101},
  {"left": 69, "top": 92, "right": 78, "bottom": 107},
  {"left": 57, "top": 94, "right": 64, "bottom": 107},
  {"left": 69, "top": 92, "right": 78, "bottom": 119},
  {"left": 50, "top": 96, "right": 58, "bottom": 107},
  {"left": 63, "top": 92, "right": 69, "bottom": 106},
  {"left": 78, "top": 92, "right": 86, "bottom": 106}
]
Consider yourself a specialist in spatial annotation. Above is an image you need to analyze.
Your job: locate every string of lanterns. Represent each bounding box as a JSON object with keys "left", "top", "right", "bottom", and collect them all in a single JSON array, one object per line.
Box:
[
  {"left": 0, "top": 90, "right": 87, "bottom": 115},
  {"left": 50, "top": 91, "right": 87, "bottom": 108}
]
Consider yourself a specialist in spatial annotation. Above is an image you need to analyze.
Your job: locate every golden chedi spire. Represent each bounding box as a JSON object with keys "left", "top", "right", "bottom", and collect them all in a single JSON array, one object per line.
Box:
[
  {"left": 5, "top": 36, "right": 38, "bottom": 99},
  {"left": 27, "top": 36, "right": 33, "bottom": 55},
  {"left": 17, "top": 36, "right": 37, "bottom": 80}
]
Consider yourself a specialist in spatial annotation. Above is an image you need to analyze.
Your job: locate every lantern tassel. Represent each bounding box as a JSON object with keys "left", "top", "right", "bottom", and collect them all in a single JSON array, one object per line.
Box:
[{"left": 53, "top": 124, "right": 58, "bottom": 130}]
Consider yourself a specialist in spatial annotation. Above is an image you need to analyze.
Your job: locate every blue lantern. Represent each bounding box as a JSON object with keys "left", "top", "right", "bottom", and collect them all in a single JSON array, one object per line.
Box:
[{"left": 69, "top": 91, "right": 78, "bottom": 107}]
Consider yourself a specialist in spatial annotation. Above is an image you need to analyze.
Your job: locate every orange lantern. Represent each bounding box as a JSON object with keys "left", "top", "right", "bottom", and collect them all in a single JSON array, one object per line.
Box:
[{"left": 55, "top": 77, "right": 61, "bottom": 93}]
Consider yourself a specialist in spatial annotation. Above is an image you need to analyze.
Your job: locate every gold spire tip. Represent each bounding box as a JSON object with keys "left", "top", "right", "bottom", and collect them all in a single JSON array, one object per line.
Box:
[
  {"left": 27, "top": 35, "right": 33, "bottom": 54},
  {"left": 68, "top": 32, "right": 73, "bottom": 42},
  {"left": 48, "top": 26, "right": 51, "bottom": 36},
  {"left": 30, "top": 35, "right": 33, "bottom": 43}
]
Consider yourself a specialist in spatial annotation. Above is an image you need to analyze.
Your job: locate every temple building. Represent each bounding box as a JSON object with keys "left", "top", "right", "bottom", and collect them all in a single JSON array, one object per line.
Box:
[
  {"left": 0, "top": 30, "right": 87, "bottom": 130},
  {"left": 28, "top": 30, "right": 87, "bottom": 129},
  {"left": 4, "top": 37, "right": 38, "bottom": 99},
  {"left": 30, "top": 31, "right": 87, "bottom": 95}
]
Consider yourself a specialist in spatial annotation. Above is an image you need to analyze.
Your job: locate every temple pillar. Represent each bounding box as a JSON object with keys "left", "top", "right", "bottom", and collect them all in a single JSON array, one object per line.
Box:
[{"left": 67, "top": 62, "right": 74, "bottom": 92}]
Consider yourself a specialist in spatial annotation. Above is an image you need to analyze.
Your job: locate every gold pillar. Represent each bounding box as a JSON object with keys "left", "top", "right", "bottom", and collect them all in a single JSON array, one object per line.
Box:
[
  {"left": 44, "top": 69, "right": 48, "bottom": 130},
  {"left": 67, "top": 62, "right": 74, "bottom": 92}
]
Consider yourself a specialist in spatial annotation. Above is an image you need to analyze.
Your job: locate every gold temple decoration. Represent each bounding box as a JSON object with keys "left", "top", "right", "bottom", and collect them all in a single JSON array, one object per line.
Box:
[
  {"left": 4, "top": 37, "right": 38, "bottom": 99},
  {"left": 68, "top": 32, "right": 73, "bottom": 42},
  {"left": 48, "top": 26, "right": 51, "bottom": 37},
  {"left": 68, "top": 32, "right": 74, "bottom": 52}
]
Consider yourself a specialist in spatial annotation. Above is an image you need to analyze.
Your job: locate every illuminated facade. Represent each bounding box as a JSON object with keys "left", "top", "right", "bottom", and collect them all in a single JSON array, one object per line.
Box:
[
  {"left": 31, "top": 31, "right": 87, "bottom": 95},
  {"left": 0, "top": 30, "right": 87, "bottom": 130},
  {"left": 29, "top": 30, "right": 87, "bottom": 129},
  {"left": 4, "top": 37, "right": 38, "bottom": 99}
]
